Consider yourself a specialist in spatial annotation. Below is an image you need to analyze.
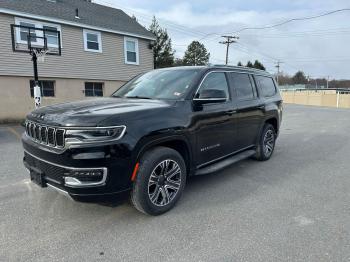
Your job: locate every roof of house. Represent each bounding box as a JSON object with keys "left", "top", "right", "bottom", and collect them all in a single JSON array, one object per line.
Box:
[{"left": 0, "top": 0, "right": 155, "bottom": 40}]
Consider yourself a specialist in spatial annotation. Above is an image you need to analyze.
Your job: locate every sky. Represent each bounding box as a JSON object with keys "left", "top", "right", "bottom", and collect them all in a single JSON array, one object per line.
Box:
[{"left": 95, "top": 0, "right": 350, "bottom": 79}]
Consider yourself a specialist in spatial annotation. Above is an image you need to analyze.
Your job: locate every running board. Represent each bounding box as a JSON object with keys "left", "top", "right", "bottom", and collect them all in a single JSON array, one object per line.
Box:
[{"left": 195, "top": 149, "right": 256, "bottom": 176}]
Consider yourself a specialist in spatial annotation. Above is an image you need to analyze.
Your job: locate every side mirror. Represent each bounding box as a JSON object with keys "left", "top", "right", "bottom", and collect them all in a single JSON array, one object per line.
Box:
[{"left": 193, "top": 89, "right": 227, "bottom": 104}]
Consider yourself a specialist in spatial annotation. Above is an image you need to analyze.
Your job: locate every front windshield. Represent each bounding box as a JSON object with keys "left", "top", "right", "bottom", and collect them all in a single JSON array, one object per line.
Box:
[{"left": 112, "top": 69, "right": 200, "bottom": 100}]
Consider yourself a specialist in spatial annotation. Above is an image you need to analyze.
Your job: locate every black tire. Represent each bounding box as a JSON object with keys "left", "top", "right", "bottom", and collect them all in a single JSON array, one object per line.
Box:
[
  {"left": 254, "top": 123, "right": 276, "bottom": 161},
  {"left": 131, "top": 147, "right": 187, "bottom": 215}
]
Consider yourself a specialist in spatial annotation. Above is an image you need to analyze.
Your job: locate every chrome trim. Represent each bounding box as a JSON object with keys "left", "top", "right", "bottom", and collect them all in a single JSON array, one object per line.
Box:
[
  {"left": 197, "top": 145, "right": 255, "bottom": 168},
  {"left": 64, "top": 125, "right": 127, "bottom": 146},
  {"left": 193, "top": 71, "right": 231, "bottom": 101},
  {"left": 56, "top": 129, "right": 66, "bottom": 148},
  {"left": 193, "top": 70, "right": 272, "bottom": 100},
  {"left": 47, "top": 127, "right": 56, "bottom": 146},
  {"left": 24, "top": 121, "right": 126, "bottom": 152},
  {"left": 193, "top": 98, "right": 227, "bottom": 101},
  {"left": 47, "top": 183, "right": 73, "bottom": 200},
  {"left": 25, "top": 121, "right": 65, "bottom": 149},
  {"left": 24, "top": 150, "right": 108, "bottom": 188}
]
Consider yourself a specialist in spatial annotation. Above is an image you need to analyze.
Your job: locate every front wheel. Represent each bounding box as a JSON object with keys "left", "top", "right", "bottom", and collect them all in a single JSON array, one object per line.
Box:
[
  {"left": 131, "top": 147, "right": 186, "bottom": 215},
  {"left": 254, "top": 123, "right": 276, "bottom": 161}
]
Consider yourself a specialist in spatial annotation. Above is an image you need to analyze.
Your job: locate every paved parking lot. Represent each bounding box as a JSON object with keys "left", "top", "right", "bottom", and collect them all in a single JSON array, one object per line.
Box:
[{"left": 1, "top": 104, "right": 350, "bottom": 262}]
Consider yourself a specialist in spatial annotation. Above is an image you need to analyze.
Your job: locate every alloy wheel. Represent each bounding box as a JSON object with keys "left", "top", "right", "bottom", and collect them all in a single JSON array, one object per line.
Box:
[
  {"left": 263, "top": 129, "right": 275, "bottom": 157},
  {"left": 148, "top": 159, "right": 182, "bottom": 207}
]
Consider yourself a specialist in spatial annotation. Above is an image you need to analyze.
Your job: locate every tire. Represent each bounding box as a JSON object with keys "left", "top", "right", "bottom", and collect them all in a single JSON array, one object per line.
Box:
[
  {"left": 131, "top": 147, "right": 187, "bottom": 215},
  {"left": 254, "top": 123, "right": 276, "bottom": 161}
]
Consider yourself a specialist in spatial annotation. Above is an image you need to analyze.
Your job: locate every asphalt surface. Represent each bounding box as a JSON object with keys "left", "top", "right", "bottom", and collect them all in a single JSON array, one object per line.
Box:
[{"left": 0, "top": 104, "right": 350, "bottom": 262}]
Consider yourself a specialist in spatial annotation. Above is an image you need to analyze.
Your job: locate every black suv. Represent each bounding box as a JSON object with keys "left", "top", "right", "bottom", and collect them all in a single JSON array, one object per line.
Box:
[{"left": 22, "top": 66, "right": 282, "bottom": 215}]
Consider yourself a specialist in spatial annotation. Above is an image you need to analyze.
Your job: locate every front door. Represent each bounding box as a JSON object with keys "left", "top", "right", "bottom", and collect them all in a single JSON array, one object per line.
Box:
[{"left": 192, "top": 72, "right": 237, "bottom": 166}]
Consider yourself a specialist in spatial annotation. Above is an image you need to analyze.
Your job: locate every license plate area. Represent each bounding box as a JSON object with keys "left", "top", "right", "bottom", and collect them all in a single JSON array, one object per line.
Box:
[{"left": 30, "top": 169, "right": 47, "bottom": 188}]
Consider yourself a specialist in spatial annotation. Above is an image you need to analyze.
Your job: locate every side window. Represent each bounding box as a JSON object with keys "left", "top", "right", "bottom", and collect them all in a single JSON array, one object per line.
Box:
[
  {"left": 83, "top": 29, "right": 102, "bottom": 53},
  {"left": 85, "top": 82, "right": 104, "bottom": 97},
  {"left": 43, "top": 26, "right": 59, "bottom": 47},
  {"left": 30, "top": 80, "right": 55, "bottom": 97},
  {"left": 19, "top": 22, "right": 36, "bottom": 42},
  {"left": 255, "top": 76, "right": 276, "bottom": 97},
  {"left": 124, "top": 37, "right": 139, "bottom": 65},
  {"left": 230, "top": 73, "right": 255, "bottom": 101},
  {"left": 197, "top": 72, "right": 229, "bottom": 100}
]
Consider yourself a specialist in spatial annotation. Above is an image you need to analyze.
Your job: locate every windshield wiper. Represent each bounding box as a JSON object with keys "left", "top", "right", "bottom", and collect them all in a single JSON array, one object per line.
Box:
[{"left": 126, "top": 96, "right": 152, "bottom": 99}]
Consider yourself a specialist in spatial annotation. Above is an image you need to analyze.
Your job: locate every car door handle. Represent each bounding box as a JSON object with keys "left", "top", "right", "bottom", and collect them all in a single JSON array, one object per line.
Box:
[
  {"left": 225, "top": 110, "right": 237, "bottom": 115},
  {"left": 257, "top": 105, "right": 265, "bottom": 110}
]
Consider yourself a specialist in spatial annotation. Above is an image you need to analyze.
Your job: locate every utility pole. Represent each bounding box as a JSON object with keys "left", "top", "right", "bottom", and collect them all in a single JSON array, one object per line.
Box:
[
  {"left": 327, "top": 76, "right": 330, "bottom": 89},
  {"left": 275, "top": 61, "right": 283, "bottom": 85},
  {"left": 219, "top": 35, "right": 239, "bottom": 65}
]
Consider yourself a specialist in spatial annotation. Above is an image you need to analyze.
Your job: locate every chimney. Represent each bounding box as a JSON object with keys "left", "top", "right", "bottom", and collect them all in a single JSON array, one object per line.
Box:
[{"left": 75, "top": 8, "right": 80, "bottom": 19}]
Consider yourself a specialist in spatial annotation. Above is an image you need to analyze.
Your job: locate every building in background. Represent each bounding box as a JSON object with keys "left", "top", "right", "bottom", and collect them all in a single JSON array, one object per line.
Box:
[{"left": 0, "top": 0, "right": 155, "bottom": 121}]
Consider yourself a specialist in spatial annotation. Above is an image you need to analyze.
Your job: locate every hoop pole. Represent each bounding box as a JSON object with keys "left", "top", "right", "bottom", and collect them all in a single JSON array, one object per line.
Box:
[{"left": 32, "top": 52, "right": 41, "bottom": 108}]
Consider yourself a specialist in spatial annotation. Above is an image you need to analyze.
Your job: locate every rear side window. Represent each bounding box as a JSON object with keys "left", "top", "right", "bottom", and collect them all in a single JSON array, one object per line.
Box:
[
  {"left": 255, "top": 76, "right": 276, "bottom": 97},
  {"left": 229, "top": 73, "right": 255, "bottom": 101}
]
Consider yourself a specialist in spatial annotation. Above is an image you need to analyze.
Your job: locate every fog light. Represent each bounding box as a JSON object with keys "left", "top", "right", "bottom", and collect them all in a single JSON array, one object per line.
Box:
[
  {"left": 68, "top": 170, "right": 104, "bottom": 177},
  {"left": 63, "top": 168, "right": 106, "bottom": 187},
  {"left": 64, "top": 177, "right": 82, "bottom": 186}
]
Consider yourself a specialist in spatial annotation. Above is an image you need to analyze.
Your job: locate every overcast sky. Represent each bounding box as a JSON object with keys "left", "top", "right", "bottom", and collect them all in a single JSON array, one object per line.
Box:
[{"left": 96, "top": 0, "right": 350, "bottom": 79}]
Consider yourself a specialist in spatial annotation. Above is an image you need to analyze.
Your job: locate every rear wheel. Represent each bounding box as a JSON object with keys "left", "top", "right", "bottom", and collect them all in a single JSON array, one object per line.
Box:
[
  {"left": 131, "top": 147, "right": 186, "bottom": 215},
  {"left": 254, "top": 123, "right": 276, "bottom": 161}
]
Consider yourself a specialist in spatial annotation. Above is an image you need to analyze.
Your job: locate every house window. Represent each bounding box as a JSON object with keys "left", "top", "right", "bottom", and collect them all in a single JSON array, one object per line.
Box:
[
  {"left": 83, "top": 30, "right": 102, "bottom": 52},
  {"left": 85, "top": 82, "right": 104, "bottom": 97},
  {"left": 30, "top": 80, "right": 55, "bottom": 97},
  {"left": 124, "top": 37, "right": 139, "bottom": 64},
  {"left": 19, "top": 22, "right": 37, "bottom": 42},
  {"left": 15, "top": 18, "right": 61, "bottom": 48},
  {"left": 43, "top": 25, "right": 59, "bottom": 46}
]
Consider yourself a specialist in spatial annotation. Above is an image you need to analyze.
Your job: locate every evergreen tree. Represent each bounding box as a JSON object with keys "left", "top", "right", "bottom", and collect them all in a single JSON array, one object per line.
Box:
[
  {"left": 183, "top": 41, "right": 210, "bottom": 66},
  {"left": 174, "top": 58, "right": 184, "bottom": 66},
  {"left": 149, "top": 16, "right": 175, "bottom": 68},
  {"left": 237, "top": 61, "right": 243, "bottom": 66},
  {"left": 292, "top": 71, "right": 308, "bottom": 84},
  {"left": 246, "top": 61, "right": 254, "bottom": 68},
  {"left": 253, "top": 60, "right": 266, "bottom": 70}
]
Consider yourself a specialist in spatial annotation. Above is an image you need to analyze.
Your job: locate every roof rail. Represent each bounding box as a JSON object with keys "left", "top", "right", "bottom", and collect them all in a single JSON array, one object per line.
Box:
[{"left": 211, "top": 64, "right": 269, "bottom": 73}]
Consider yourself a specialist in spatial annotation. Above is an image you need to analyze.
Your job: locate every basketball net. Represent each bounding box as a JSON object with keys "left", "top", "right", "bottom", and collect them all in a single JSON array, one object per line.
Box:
[{"left": 33, "top": 49, "right": 49, "bottom": 63}]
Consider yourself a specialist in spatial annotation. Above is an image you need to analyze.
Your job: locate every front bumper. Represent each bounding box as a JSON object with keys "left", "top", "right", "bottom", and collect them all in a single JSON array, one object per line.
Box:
[{"left": 22, "top": 134, "right": 134, "bottom": 201}]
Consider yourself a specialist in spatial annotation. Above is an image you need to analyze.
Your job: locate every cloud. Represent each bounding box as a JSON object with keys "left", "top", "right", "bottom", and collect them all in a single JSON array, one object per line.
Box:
[{"left": 96, "top": 0, "right": 350, "bottom": 79}]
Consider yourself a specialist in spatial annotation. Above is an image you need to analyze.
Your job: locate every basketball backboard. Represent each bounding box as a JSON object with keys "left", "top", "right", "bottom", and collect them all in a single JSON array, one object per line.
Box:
[{"left": 10, "top": 24, "right": 61, "bottom": 56}]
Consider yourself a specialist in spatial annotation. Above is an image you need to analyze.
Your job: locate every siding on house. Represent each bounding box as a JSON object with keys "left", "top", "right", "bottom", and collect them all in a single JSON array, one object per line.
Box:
[
  {"left": 0, "top": 13, "right": 154, "bottom": 81},
  {"left": 0, "top": 76, "right": 125, "bottom": 121}
]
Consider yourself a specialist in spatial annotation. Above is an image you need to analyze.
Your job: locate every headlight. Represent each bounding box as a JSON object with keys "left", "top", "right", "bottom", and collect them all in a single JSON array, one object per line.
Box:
[{"left": 65, "top": 126, "right": 126, "bottom": 146}]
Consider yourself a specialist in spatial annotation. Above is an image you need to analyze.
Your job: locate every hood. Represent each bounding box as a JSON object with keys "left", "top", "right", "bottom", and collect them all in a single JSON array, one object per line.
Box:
[{"left": 27, "top": 98, "right": 176, "bottom": 127}]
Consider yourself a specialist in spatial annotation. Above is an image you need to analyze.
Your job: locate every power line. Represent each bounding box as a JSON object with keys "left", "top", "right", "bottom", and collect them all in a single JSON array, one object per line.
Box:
[
  {"left": 197, "top": 8, "right": 350, "bottom": 41},
  {"left": 230, "top": 8, "right": 350, "bottom": 34},
  {"left": 219, "top": 36, "right": 239, "bottom": 65},
  {"left": 94, "top": 0, "right": 349, "bottom": 76}
]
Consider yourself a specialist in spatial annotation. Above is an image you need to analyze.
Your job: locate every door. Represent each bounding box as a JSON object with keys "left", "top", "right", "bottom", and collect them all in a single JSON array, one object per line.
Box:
[
  {"left": 193, "top": 72, "right": 237, "bottom": 166},
  {"left": 228, "top": 72, "right": 265, "bottom": 150}
]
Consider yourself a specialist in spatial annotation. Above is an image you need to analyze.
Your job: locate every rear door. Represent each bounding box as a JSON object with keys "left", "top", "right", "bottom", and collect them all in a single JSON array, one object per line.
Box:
[
  {"left": 193, "top": 71, "right": 237, "bottom": 166},
  {"left": 228, "top": 72, "right": 265, "bottom": 150}
]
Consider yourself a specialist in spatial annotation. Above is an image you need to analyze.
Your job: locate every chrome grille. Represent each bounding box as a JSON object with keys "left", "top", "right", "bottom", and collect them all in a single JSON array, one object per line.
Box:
[{"left": 25, "top": 121, "right": 65, "bottom": 148}]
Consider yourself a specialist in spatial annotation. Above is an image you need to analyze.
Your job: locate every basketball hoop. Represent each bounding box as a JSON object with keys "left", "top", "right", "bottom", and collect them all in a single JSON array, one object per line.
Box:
[
  {"left": 33, "top": 49, "right": 49, "bottom": 63},
  {"left": 10, "top": 24, "right": 62, "bottom": 108}
]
